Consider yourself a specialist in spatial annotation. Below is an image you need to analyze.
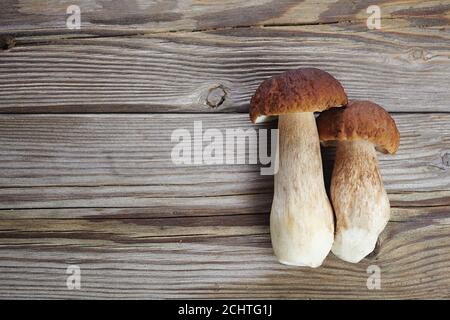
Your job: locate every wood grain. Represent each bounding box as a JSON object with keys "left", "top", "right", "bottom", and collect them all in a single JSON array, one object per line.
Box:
[
  {"left": 1, "top": 0, "right": 449, "bottom": 34},
  {"left": 0, "top": 113, "right": 449, "bottom": 203},
  {"left": 0, "top": 112, "right": 449, "bottom": 298},
  {"left": 1, "top": 0, "right": 449, "bottom": 300},
  {"left": 0, "top": 204, "right": 448, "bottom": 299},
  {"left": 0, "top": 23, "right": 449, "bottom": 113}
]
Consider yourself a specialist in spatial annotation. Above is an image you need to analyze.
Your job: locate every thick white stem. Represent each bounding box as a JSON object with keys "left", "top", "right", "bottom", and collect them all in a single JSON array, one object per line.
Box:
[
  {"left": 271, "top": 112, "right": 334, "bottom": 267},
  {"left": 331, "top": 140, "right": 390, "bottom": 263}
]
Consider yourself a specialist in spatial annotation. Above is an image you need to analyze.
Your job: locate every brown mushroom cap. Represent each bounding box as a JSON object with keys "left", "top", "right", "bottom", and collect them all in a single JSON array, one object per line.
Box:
[
  {"left": 317, "top": 100, "right": 400, "bottom": 154},
  {"left": 249, "top": 68, "right": 348, "bottom": 123}
]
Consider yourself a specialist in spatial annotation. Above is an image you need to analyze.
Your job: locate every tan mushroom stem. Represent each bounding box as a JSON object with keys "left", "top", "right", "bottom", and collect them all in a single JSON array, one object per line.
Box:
[
  {"left": 331, "top": 140, "right": 390, "bottom": 263},
  {"left": 271, "top": 112, "right": 334, "bottom": 267}
]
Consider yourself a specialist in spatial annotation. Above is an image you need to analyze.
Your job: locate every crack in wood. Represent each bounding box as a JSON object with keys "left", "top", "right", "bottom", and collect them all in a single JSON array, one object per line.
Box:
[
  {"left": 1, "top": 14, "right": 446, "bottom": 43},
  {"left": 442, "top": 153, "right": 450, "bottom": 167}
]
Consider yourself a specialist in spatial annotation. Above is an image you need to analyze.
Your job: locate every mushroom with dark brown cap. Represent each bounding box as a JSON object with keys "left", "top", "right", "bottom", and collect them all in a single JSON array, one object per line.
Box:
[
  {"left": 250, "top": 68, "right": 348, "bottom": 267},
  {"left": 317, "top": 100, "right": 400, "bottom": 263}
]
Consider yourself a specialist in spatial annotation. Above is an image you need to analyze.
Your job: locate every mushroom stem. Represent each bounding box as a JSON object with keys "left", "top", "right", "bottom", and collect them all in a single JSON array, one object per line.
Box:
[
  {"left": 331, "top": 140, "right": 390, "bottom": 263},
  {"left": 271, "top": 112, "right": 334, "bottom": 267}
]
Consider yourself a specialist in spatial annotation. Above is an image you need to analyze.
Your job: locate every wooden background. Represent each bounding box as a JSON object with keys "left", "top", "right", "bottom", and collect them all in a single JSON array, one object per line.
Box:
[{"left": 0, "top": 0, "right": 449, "bottom": 299}]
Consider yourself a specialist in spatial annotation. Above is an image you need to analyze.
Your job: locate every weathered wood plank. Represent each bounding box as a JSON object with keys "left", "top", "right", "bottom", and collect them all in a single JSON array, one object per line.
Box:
[
  {"left": 1, "top": 112, "right": 448, "bottom": 298},
  {"left": 0, "top": 205, "right": 448, "bottom": 247},
  {"left": 1, "top": 0, "right": 449, "bottom": 298},
  {"left": 1, "top": 0, "right": 448, "bottom": 34},
  {"left": 1, "top": 202, "right": 448, "bottom": 222},
  {"left": 0, "top": 203, "right": 448, "bottom": 299},
  {"left": 1, "top": 24, "right": 449, "bottom": 113},
  {"left": 0, "top": 114, "right": 449, "bottom": 211}
]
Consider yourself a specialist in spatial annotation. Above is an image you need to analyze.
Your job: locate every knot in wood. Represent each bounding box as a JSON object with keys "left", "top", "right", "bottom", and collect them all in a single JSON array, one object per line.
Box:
[
  {"left": 0, "top": 35, "right": 15, "bottom": 51},
  {"left": 409, "top": 47, "right": 431, "bottom": 61},
  {"left": 206, "top": 85, "right": 227, "bottom": 108}
]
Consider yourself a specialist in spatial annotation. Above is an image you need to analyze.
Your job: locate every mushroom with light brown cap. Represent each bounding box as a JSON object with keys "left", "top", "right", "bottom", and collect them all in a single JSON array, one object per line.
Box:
[
  {"left": 317, "top": 100, "right": 400, "bottom": 263},
  {"left": 250, "top": 67, "right": 348, "bottom": 267}
]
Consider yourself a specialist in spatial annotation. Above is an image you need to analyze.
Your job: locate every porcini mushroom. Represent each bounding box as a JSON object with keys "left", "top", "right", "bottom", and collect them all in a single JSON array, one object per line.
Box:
[
  {"left": 250, "top": 68, "right": 347, "bottom": 267},
  {"left": 317, "top": 100, "right": 400, "bottom": 263}
]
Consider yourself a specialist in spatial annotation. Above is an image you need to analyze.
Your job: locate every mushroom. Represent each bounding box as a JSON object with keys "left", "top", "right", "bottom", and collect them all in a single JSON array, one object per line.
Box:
[
  {"left": 317, "top": 100, "right": 400, "bottom": 263},
  {"left": 250, "top": 68, "right": 348, "bottom": 267}
]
